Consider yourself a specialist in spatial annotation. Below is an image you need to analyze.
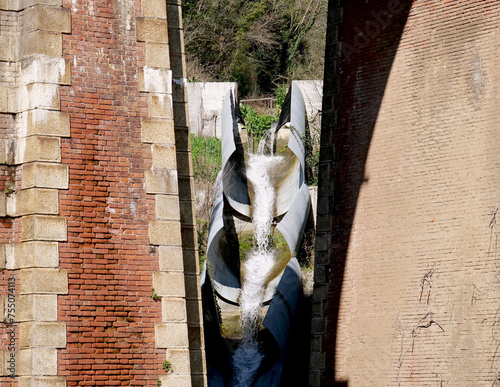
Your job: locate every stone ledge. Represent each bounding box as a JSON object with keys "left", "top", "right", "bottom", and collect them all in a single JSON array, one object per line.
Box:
[
  {"left": 155, "top": 194, "right": 180, "bottom": 221},
  {"left": 165, "top": 348, "right": 191, "bottom": 374},
  {"left": 152, "top": 144, "right": 177, "bottom": 169},
  {"left": 0, "top": 349, "right": 18, "bottom": 376},
  {"left": 19, "top": 31, "right": 62, "bottom": 59},
  {"left": 145, "top": 42, "right": 170, "bottom": 70},
  {"left": 158, "top": 245, "right": 184, "bottom": 271},
  {"left": 21, "top": 215, "right": 67, "bottom": 242},
  {"left": 152, "top": 271, "right": 185, "bottom": 298},
  {"left": 19, "top": 268, "right": 68, "bottom": 294},
  {"left": 148, "top": 93, "right": 173, "bottom": 119},
  {"left": 20, "top": 55, "right": 71, "bottom": 85},
  {"left": 16, "top": 136, "right": 61, "bottom": 164},
  {"left": 157, "top": 374, "right": 192, "bottom": 387}
]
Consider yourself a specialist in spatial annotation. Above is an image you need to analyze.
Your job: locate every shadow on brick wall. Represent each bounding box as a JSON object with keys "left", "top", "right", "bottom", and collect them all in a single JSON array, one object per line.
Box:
[{"left": 317, "top": 0, "right": 413, "bottom": 385}]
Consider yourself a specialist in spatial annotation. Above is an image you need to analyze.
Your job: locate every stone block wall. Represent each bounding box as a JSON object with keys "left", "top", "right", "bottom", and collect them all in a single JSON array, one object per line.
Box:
[
  {"left": 0, "top": 1, "right": 205, "bottom": 386},
  {"left": 314, "top": 0, "right": 500, "bottom": 386}
]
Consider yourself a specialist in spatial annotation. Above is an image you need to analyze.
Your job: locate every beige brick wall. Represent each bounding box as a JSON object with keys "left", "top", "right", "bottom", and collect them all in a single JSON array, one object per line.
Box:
[{"left": 317, "top": 1, "right": 500, "bottom": 386}]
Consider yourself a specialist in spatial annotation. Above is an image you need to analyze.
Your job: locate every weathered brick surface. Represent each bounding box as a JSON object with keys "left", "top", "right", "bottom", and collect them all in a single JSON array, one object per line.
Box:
[
  {"left": 317, "top": 1, "right": 500, "bottom": 386},
  {"left": 57, "top": 1, "right": 165, "bottom": 385}
]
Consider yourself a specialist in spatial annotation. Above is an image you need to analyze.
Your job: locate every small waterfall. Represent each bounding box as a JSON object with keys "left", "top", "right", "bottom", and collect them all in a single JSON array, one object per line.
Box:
[{"left": 231, "top": 140, "right": 283, "bottom": 386}]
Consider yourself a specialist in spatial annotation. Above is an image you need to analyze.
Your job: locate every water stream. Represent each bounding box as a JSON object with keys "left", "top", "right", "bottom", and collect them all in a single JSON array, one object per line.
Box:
[{"left": 231, "top": 147, "right": 283, "bottom": 386}]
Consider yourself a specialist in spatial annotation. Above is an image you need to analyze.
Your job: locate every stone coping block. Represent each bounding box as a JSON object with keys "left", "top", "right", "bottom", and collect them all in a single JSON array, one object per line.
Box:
[
  {"left": 21, "top": 162, "right": 69, "bottom": 190},
  {"left": 136, "top": 17, "right": 168, "bottom": 43},
  {"left": 19, "top": 321, "right": 66, "bottom": 348},
  {"left": 18, "top": 348, "right": 57, "bottom": 376},
  {"left": 0, "top": 85, "right": 18, "bottom": 113},
  {"left": 20, "top": 268, "right": 68, "bottom": 294},
  {"left": 0, "top": 1, "right": 63, "bottom": 11},
  {"left": 155, "top": 323, "right": 189, "bottom": 348},
  {"left": 6, "top": 241, "right": 59, "bottom": 269},
  {"left": 23, "top": 5, "right": 71, "bottom": 34},
  {"left": 141, "top": 118, "right": 175, "bottom": 144},
  {"left": 17, "top": 83, "right": 60, "bottom": 111},
  {"left": 21, "top": 215, "right": 67, "bottom": 242},
  {"left": 0, "top": 350, "right": 18, "bottom": 376},
  {"left": 16, "top": 294, "right": 58, "bottom": 322},
  {"left": 7, "top": 188, "right": 59, "bottom": 217},
  {"left": 138, "top": 66, "right": 172, "bottom": 94},
  {"left": 149, "top": 220, "right": 182, "bottom": 246},
  {"left": 152, "top": 271, "right": 185, "bottom": 298}
]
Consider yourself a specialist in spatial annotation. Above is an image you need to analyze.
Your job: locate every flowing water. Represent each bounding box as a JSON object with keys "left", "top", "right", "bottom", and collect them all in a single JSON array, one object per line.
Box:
[{"left": 231, "top": 149, "right": 283, "bottom": 386}]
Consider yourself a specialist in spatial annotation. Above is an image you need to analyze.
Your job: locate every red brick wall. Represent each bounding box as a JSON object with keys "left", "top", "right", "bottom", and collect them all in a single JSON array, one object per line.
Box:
[
  {"left": 57, "top": 1, "right": 164, "bottom": 385},
  {"left": 317, "top": 0, "right": 500, "bottom": 386}
]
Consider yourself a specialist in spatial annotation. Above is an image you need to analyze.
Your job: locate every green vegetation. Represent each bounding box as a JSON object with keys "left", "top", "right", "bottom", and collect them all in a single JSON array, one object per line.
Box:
[
  {"left": 162, "top": 360, "right": 173, "bottom": 373},
  {"left": 191, "top": 134, "right": 222, "bottom": 183},
  {"left": 150, "top": 288, "right": 161, "bottom": 302},
  {"left": 182, "top": 0, "right": 327, "bottom": 97}
]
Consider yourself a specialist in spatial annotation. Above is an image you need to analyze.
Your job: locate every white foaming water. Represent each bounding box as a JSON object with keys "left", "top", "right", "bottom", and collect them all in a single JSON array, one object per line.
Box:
[{"left": 232, "top": 152, "right": 282, "bottom": 386}]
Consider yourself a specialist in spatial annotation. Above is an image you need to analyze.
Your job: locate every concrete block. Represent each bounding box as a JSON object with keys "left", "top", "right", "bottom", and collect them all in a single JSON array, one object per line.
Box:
[
  {"left": 17, "top": 136, "right": 61, "bottom": 164},
  {"left": 18, "top": 376, "right": 67, "bottom": 387},
  {"left": 166, "top": 349, "right": 191, "bottom": 374},
  {"left": 9, "top": 188, "right": 59, "bottom": 217},
  {"left": 138, "top": 66, "right": 172, "bottom": 93},
  {"left": 19, "top": 322, "right": 66, "bottom": 348},
  {"left": 21, "top": 162, "right": 68, "bottom": 189},
  {"left": 23, "top": 5, "right": 71, "bottom": 33},
  {"left": 20, "top": 268, "right": 68, "bottom": 294},
  {"left": 19, "top": 31, "right": 62, "bottom": 58},
  {"left": 21, "top": 215, "right": 67, "bottom": 241},
  {"left": 155, "top": 194, "right": 180, "bottom": 221},
  {"left": 141, "top": 118, "right": 175, "bottom": 144},
  {"left": 16, "top": 294, "right": 58, "bottom": 322},
  {"left": 152, "top": 271, "right": 185, "bottom": 297},
  {"left": 149, "top": 93, "right": 173, "bottom": 119},
  {"left": 145, "top": 168, "right": 178, "bottom": 195},
  {"left": 8, "top": 241, "right": 59, "bottom": 268},
  {"left": 142, "top": 0, "right": 167, "bottom": 19},
  {"left": 136, "top": 17, "right": 168, "bottom": 43},
  {"left": 20, "top": 56, "right": 70, "bottom": 85},
  {"left": 24, "top": 110, "right": 71, "bottom": 137},
  {"left": 161, "top": 297, "right": 187, "bottom": 322},
  {"left": 158, "top": 245, "right": 184, "bottom": 271},
  {"left": 18, "top": 348, "right": 57, "bottom": 376},
  {"left": 145, "top": 42, "right": 170, "bottom": 69},
  {"left": 152, "top": 144, "right": 177, "bottom": 169},
  {"left": 149, "top": 220, "right": 182, "bottom": 245},
  {"left": 155, "top": 323, "right": 189, "bottom": 348},
  {"left": 157, "top": 375, "right": 192, "bottom": 387}
]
